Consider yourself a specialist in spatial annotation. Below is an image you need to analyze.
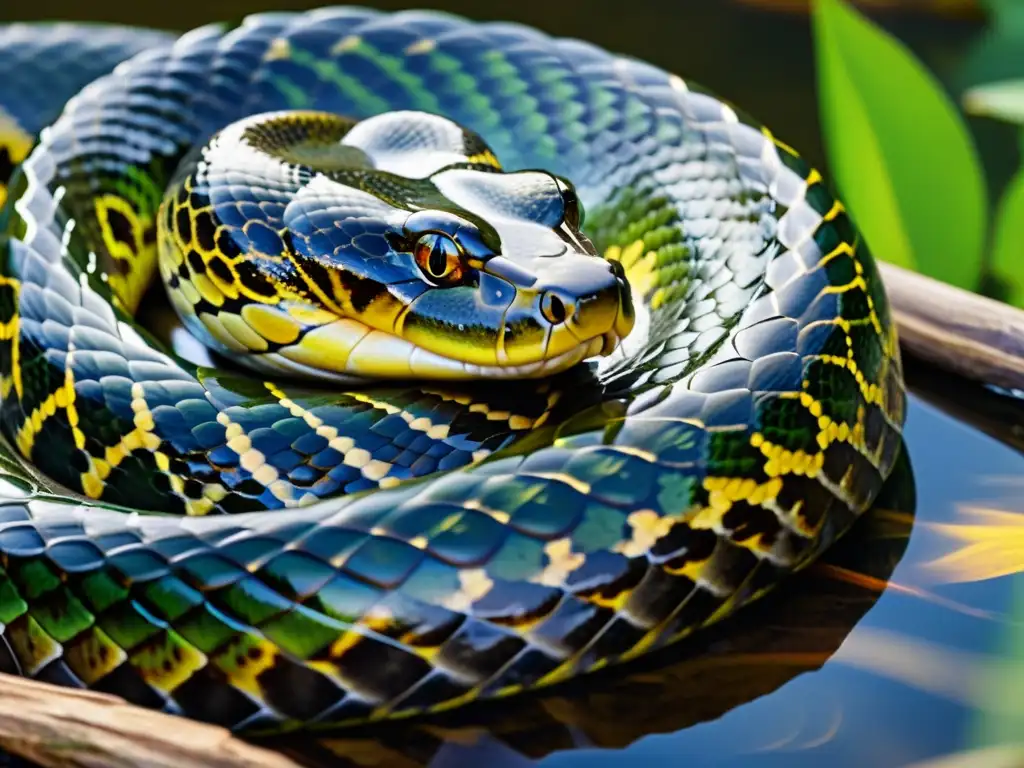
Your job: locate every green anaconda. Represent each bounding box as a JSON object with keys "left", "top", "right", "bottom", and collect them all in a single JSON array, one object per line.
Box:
[{"left": 0, "top": 10, "right": 905, "bottom": 733}]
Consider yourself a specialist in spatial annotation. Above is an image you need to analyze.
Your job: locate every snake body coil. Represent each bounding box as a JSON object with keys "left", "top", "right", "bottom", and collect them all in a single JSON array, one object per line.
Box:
[{"left": 0, "top": 10, "right": 905, "bottom": 732}]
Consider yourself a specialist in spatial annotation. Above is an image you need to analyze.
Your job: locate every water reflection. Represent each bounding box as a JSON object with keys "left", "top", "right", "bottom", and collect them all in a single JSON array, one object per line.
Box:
[{"left": 263, "top": 451, "right": 916, "bottom": 767}]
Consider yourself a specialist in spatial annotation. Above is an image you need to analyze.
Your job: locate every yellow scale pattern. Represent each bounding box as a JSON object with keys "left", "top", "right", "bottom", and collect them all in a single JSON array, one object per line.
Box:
[
  {"left": 476, "top": 154, "right": 905, "bottom": 697},
  {"left": 94, "top": 194, "right": 158, "bottom": 313},
  {"left": 682, "top": 176, "right": 898, "bottom": 542},
  {"left": 158, "top": 175, "right": 313, "bottom": 352},
  {"left": 0, "top": 275, "right": 22, "bottom": 401},
  {"left": 0, "top": 185, "right": 182, "bottom": 502},
  {"left": 0, "top": 109, "right": 32, "bottom": 210},
  {"left": 14, "top": 348, "right": 86, "bottom": 459},
  {"left": 158, "top": 174, "right": 425, "bottom": 380}
]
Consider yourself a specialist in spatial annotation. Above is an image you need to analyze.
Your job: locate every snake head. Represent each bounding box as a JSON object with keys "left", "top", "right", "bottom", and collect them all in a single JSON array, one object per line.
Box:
[
  {"left": 399, "top": 167, "right": 635, "bottom": 377},
  {"left": 158, "top": 110, "right": 634, "bottom": 382}
]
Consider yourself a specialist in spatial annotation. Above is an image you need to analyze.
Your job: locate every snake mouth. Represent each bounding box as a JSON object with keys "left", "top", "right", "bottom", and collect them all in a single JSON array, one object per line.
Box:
[{"left": 217, "top": 317, "right": 621, "bottom": 384}]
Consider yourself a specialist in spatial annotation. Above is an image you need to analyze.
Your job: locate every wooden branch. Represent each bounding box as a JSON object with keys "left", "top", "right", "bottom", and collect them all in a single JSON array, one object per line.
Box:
[
  {"left": 880, "top": 262, "right": 1024, "bottom": 393},
  {"left": 0, "top": 674, "right": 300, "bottom": 768}
]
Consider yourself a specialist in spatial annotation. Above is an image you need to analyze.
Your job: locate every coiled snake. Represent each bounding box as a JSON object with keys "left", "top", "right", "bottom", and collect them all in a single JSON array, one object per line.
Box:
[{"left": 0, "top": 10, "right": 905, "bottom": 733}]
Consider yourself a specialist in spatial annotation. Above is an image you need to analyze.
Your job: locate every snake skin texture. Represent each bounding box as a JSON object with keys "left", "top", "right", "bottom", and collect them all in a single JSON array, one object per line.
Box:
[
  {"left": 0, "top": 23, "right": 174, "bottom": 208},
  {"left": 0, "top": 8, "right": 905, "bottom": 733}
]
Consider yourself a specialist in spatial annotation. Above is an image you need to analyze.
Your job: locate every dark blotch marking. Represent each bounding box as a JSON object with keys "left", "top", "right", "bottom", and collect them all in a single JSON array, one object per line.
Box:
[
  {"left": 194, "top": 211, "right": 217, "bottom": 252},
  {"left": 216, "top": 230, "right": 242, "bottom": 259},
  {"left": 721, "top": 500, "right": 781, "bottom": 546},
  {"left": 104, "top": 208, "right": 136, "bottom": 249},
  {"left": 257, "top": 655, "right": 344, "bottom": 721},
  {"left": 294, "top": 258, "right": 336, "bottom": 304},
  {"left": 34, "top": 660, "right": 83, "bottom": 689},
  {"left": 776, "top": 475, "right": 835, "bottom": 533},
  {"left": 208, "top": 256, "right": 234, "bottom": 283},
  {"left": 338, "top": 271, "right": 384, "bottom": 313},
  {"left": 236, "top": 263, "right": 280, "bottom": 299},
  {"left": 176, "top": 208, "right": 193, "bottom": 243},
  {"left": 650, "top": 522, "right": 717, "bottom": 562},
  {"left": 152, "top": 472, "right": 171, "bottom": 493},
  {"left": 0, "top": 633, "right": 18, "bottom": 676},
  {"left": 863, "top": 403, "right": 886, "bottom": 454},
  {"left": 183, "top": 478, "right": 204, "bottom": 499},
  {"left": 187, "top": 250, "right": 206, "bottom": 275},
  {"left": 69, "top": 449, "right": 91, "bottom": 473},
  {"left": 734, "top": 559, "right": 787, "bottom": 607},
  {"left": 805, "top": 181, "right": 834, "bottom": 217},
  {"left": 172, "top": 665, "right": 261, "bottom": 728},
  {"left": 0, "top": 147, "right": 15, "bottom": 186},
  {"left": 92, "top": 662, "right": 166, "bottom": 709},
  {"left": 391, "top": 672, "right": 472, "bottom": 712}
]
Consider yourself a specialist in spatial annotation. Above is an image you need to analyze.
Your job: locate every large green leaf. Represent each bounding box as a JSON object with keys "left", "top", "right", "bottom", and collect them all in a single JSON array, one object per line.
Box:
[
  {"left": 990, "top": 165, "right": 1024, "bottom": 308},
  {"left": 812, "top": 0, "right": 988, "bottom": 289}
]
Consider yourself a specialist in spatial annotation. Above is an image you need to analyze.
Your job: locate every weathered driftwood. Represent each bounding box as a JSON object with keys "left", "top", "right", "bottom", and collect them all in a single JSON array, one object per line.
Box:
[
  {"left": 0, "top": 262, "right": 1020, "bottom": 768},
  {"left": 880, "top": 262, "right": 1024, "bottom": 393},
  {"left": 0, "top": 674, "right": 301, "bottom": 768}
]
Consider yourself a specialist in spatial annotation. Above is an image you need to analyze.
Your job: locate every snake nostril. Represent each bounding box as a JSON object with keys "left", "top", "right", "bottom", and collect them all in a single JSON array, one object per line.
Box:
[{"left": 540, "top": 291, "right": 570, "bottom": 325}]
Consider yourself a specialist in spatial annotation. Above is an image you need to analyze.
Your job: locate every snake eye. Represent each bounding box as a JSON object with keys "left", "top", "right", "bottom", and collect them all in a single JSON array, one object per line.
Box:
[{"left": 415, "top": 233, "right": 463, "bottom": 284}]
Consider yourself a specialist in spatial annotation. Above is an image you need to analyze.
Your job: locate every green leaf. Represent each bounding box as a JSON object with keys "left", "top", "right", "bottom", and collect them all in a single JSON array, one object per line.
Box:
[
  {"left": 812, "top": 0, "right": 988, "bottom": 289},
  {"left": 980, "top": 0, "right": 1024, "bottom": 35},
  {"left": 990, "top": 166, "right": 1024, "bottom": 308},
  {"left": 964, "top": 79, "right": 1024, "bottom": 125}
]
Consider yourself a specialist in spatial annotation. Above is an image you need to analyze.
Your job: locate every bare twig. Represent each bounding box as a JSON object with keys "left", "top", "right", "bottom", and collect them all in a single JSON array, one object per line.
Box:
[{"left": 880, "top": 262, "right": 1024, "bottom": 393}]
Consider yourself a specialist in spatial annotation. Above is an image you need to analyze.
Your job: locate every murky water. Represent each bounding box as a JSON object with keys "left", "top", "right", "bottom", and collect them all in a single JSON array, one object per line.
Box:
[{"left": 1, "top": 2, "right": 1022, "bottom": 766}]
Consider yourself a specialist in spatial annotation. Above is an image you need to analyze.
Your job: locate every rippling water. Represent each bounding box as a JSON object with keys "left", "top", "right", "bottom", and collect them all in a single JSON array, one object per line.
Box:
[{"left": 1, "top": 2, "right": 1021, "bottom": 766}]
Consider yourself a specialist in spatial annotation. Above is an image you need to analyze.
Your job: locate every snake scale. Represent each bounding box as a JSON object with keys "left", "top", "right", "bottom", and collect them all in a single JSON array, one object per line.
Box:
[{"left": 0, "top": 9, "right": 905, "bottom": 734}]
